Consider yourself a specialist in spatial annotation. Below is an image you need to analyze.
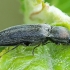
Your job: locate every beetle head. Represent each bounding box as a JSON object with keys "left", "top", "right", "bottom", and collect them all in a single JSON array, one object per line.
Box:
[{"left": 48, "top": 26, "right": 70, "bottom": 44}]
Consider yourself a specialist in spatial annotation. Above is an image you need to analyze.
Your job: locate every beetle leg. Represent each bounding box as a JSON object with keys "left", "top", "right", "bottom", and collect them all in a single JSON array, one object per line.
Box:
[
  {"left": 0, "top": 45, "right": 18, "bottom": 57},
  {"left": 32, "top": 44, "right": 40, "bottom": 55}
]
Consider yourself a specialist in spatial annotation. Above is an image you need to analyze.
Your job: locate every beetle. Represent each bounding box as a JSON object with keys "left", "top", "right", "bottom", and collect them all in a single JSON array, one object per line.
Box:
[
  {"left": 0, "top": 24, "right": 51, "bottom": 55},
  {"left": 0, "top": 24, "right": 69, "bottom": 56}
]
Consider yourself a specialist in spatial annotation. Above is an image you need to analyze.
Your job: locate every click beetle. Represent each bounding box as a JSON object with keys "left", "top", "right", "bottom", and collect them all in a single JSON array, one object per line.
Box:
[{"left": 0, "top": 24, "right": 69, "bottom": 56}]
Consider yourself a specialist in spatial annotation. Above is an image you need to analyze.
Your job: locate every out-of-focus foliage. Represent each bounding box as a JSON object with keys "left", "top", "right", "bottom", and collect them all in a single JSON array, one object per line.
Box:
[
  {"left": 20, "top": 0, "right": 70, "bottom": 30},
  {"left": 45, "top": 0, "right": 70, "bottom": 15}
]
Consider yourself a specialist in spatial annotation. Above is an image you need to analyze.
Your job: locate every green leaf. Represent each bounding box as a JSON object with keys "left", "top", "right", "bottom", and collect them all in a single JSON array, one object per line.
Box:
[
  {"left": 0, "top": 44, "right": 70, "bottom": 70},
  {"left": 0, "top": 45, "right": 53, "bottom": 70}
]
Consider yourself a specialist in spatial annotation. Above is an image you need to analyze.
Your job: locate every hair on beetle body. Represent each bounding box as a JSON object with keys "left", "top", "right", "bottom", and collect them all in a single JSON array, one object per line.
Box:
[{"left": 0, "top": 24, "right": 70, "bottom": 56}]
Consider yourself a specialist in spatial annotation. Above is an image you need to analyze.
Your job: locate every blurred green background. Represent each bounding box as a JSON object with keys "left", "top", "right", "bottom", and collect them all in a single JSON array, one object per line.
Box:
[
  {"left": 45, "top": 0, "right": 70, "bottom": 15},
  {"left": 0, "top": 0, "right": 23, "bottom": 30},
  {"left": 0, "top": 0, "right": 70, "bottom": 30}
]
